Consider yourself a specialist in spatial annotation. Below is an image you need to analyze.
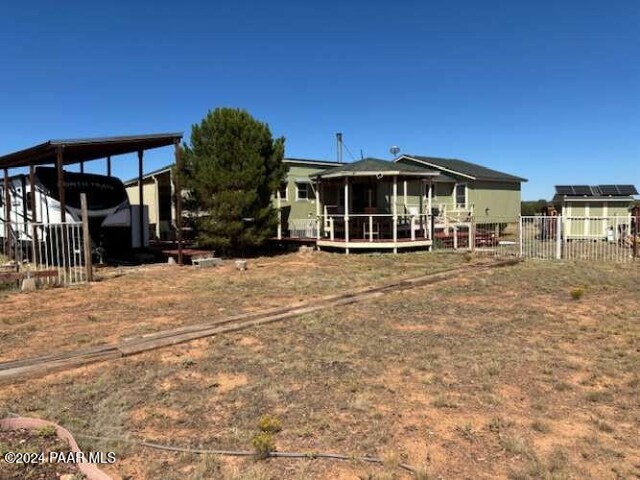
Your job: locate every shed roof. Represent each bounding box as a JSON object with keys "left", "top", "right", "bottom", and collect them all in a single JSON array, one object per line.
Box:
[
  {"left": 0, "top": 133, "right": 183, "bottom": 169},
  {"left": 313, "top": 157, "right": 439, "bottom": 179},
  {"left": 397, "top": 155, "right": 527, "bottom": 182}
]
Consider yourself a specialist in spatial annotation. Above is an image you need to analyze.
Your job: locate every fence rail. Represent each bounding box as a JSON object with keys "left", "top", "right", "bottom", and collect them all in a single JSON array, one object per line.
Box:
[{"left": 435, "top": 215, "right": 638, "bottom": 263}]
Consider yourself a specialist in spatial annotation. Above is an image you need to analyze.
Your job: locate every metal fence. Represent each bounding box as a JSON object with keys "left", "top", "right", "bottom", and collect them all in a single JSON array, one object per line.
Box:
[
  {"left": 0, "top": 221, "right": 87, "bottom": 286},
  {"left": 434, "top": 215, "right": 638, "bottom": 263}
]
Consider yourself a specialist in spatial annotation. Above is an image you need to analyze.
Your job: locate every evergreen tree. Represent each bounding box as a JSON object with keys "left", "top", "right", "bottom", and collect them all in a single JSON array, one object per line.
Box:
[{"left": 182, "top": 108, "right": 287, "bottom": 254}]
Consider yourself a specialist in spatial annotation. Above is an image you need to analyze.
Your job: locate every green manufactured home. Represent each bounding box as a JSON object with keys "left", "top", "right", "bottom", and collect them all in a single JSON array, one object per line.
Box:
[{"left": 394, "top": 155, "right": 526, "bottom": 223}]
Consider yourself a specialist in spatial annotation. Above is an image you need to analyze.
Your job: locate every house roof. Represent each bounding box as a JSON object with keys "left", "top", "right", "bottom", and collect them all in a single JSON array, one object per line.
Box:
[
  {"left": 396, "top": 155, "right": 527, "bottom": 182},
  {"left": 124, "top": 163, "right": 174, "bottom": 186},
  {"left": 0, "top": 133, "right": 183, "bottom": 169},
  {"left": 283, "top": 158, "right": 342, "bottom": 167},
  {"left": 313, "top": 157, "right": 439, "bottom": 179}
]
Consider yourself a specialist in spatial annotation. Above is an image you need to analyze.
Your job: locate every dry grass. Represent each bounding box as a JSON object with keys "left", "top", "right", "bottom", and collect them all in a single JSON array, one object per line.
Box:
[{"left": 0, "top": 255, "right": 638, "bottom": 479}]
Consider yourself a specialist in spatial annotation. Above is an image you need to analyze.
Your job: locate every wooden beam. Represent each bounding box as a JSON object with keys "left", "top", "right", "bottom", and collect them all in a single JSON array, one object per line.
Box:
[
  {"left": 174, "top": 139, "right": 183, "bottom": 265},
  {"left": 137, "top": 150, "right": 144, "bottom": 250}
]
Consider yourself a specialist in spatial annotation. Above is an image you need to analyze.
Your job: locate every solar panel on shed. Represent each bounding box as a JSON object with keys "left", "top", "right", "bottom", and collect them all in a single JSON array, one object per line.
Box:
[
  {"left": 555, "top": 186, "right": 575, "bottom": 195},
  {"left": 598, "top": 185, "right": 620, "bottom": 195},
  {"left": 615, "top": 185, "right": 638, "bottom": 195},
  {"left": 572, "top": 186, "right": 592, "bottom": 195}
]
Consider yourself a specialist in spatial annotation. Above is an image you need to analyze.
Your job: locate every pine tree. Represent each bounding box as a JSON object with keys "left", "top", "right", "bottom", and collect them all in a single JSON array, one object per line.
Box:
[{"left": 182, "top": 108, "right": 287, "bottom": 255}]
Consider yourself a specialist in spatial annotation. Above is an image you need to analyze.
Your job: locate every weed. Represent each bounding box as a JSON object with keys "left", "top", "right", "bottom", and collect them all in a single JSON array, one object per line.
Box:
[
  {"left": 456, "top": 422, "right": 477, "bottom": 442},
  {"left": 570, "top": 287, "right": 584, "bottom": 300},
  {"left": 488, "top": 417, "right": 514, "bottom": 433},
  {"left": 36, "top": 425, "right": 57, "bottom": 438},
  {"left": 181, "top": 358, "right": 196, "bottom": 368},
  {"left": 500, "top": 433, "right": 533, "bottom": 458},
  {"left": 585, "top": 390, "right": 612, "bottom": 403},
  {"left": 431, "top": 395, "right": 459, "bottom": 409},
  {"left": 531, "top": 419, "right": 551, "bottom": 434},
  {"left": 257, "top": 414, "right": 282, "bottom": 434}
]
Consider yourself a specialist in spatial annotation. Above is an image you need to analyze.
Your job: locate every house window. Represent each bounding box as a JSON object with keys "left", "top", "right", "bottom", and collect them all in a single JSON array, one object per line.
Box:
[
  {"left": 455, "top": 184, "right": 467, "bottom": 208},
  {"left": 296, "top": 182, "right": 315, "bottom": 201},
  {"left": 277, "top": 183, "right": 288, "bottom": 201}
]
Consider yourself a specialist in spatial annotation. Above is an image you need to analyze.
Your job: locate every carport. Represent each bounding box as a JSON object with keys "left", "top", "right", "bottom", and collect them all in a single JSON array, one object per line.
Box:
[{"left": 0, "top": 133, "right": 185, "bottom": 267}]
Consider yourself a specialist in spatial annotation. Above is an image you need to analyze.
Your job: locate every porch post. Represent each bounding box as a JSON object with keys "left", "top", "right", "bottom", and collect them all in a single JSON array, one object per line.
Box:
[
  {"left": 137, "top": 150, "right": 144, "bottom": 249},
  {"left": 3, "top": 168, "right": 11, "bottom": 259},
  {"left": 392, "top": 175, "right": 398, "bottom": 253},
  {"left": 106, "top": 156, "right": 111, "bottom": 177},
  {"left": 276, "top": 187, "right": 282, "bottom": 240},
  {"left": 403, "top": 179, "right": 407, "bottom": 209},
  {"left": 427, "top": 178, "right": 433, "bottom": 240},
  {"left": 315, "top": 180, "right": 321, "bottom": 241},
  {"left": 80, "top": 161, "right": 84, "bottom": 174},
  {"left": 344, "top": 178, "right": 350, "bottom": 254}
]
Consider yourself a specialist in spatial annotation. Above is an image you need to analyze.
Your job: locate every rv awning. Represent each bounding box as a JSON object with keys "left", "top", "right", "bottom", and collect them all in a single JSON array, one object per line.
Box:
[{"left": 0, "top": 133, "right": 183, "bottom": 169}]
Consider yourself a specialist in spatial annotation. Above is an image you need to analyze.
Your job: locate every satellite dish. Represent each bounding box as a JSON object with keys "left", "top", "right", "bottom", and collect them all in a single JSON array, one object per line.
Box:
[{"left": 390, "top": 146, "right": 400, "bottom": 157}]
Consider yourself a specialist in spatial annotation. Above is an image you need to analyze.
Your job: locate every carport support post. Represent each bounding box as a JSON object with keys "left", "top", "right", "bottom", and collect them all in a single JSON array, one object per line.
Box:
[
  {"left": 392, "top": 175, "right": 398, "bottom": 254},
  {"left": 80, "top": 193, "right": 93, "bottom": 282},
  {"left": 174, "top": 139, "right": 183, "bottom": 265},
  {"left": 3, "top": 168, "right": 11, "bottom": 260},
  {"left": 56, "top": 147, "right": 66, "bottom": 222},
  {"left": 137, "top": 150, "right": 145, "bottom": 250},
  {"left": 106, "top": 156, "right": 111, "bottom": 177},
  {"left": 29, "top": 164, "right": 39, "bottom": 265}
]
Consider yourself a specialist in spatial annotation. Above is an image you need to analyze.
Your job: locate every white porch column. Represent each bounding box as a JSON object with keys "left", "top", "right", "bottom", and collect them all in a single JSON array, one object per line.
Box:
[
  {"left": 276, "top": 187, "right": 282, "bottom": 240},
  {"left": 403, "top": 179, "right": 407, "bottom": 209},
  {"left": 427, "top": 179, "right": 433, "bottom": 240},
  {"left": 393, "top": 175, "right": 398, "bottom": 253},
  {"left": 344, "top": 178, "right": 350, "bottom": 254}
]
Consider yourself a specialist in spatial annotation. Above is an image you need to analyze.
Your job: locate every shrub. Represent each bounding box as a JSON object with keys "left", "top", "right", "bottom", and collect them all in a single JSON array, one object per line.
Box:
[
  {"left": 251, "top": 431, "right": 275, "bottom": 458},
  {"left": 258, "top": 414, "right": 282, "bottom": 434},
  {"left": 570, "top": 288, "right": 584, "bottom": 300},
  {"left": 36, "top": 425, "right": 57, "bottom": 438}
]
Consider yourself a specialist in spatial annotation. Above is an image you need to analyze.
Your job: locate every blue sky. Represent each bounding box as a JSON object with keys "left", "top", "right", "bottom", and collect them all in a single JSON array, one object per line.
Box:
[{"left": 1, "top": 0, "right": 638, "bottom": 200}]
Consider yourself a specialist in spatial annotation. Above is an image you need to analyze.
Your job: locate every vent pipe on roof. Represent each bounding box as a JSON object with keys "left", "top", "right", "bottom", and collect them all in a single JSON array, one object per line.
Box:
[{"left": 336, "top": 133, "right": 343, "bottom": 163}]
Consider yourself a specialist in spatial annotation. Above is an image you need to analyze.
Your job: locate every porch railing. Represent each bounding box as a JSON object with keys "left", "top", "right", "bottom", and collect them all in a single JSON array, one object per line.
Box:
[{"left": 320, "top": 214, "right": 432, "bottom": 242}]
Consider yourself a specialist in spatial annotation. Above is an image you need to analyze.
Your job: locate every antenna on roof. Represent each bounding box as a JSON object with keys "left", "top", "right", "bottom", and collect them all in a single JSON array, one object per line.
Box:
[
  {"left": 336, "top": 133, "right": 343, "bottom": 163},
  {"left": 390, "top": 146, "right": 400, "bottom": 158}
]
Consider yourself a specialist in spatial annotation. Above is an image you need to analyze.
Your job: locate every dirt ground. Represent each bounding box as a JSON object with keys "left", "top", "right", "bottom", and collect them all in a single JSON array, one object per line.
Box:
[{"left": 0, "top": 252, "right": 638, "bottom": 479}]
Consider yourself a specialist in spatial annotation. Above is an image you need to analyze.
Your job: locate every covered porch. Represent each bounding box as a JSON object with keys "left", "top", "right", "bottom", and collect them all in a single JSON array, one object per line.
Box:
[{"left": 311, "top": 158, "right": 439, "bottom": 253}]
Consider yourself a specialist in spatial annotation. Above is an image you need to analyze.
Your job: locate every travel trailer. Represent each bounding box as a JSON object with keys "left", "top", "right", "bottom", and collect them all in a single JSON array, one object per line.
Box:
[{"left": 0, "top": 167, "right": 148, "bottom": 259}]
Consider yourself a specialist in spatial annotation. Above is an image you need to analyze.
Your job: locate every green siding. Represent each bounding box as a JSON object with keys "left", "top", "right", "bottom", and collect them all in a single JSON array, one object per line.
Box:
[{"left": 468, "top": 181, "right": 522, "bottom": 222}]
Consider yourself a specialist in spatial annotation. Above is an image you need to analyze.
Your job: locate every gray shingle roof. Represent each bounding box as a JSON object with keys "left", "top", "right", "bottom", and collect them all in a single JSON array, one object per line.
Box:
[
  {"left": 398, "top": 155, "right": 527, "bottom": 182},
  {"left": 313, "top": 158, "right": 438, "bottom": 178}
]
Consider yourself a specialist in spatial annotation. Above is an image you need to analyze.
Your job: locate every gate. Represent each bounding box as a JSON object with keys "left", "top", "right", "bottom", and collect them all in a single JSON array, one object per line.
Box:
[{"left": 1, "top": 221, "right": 87, "bottom": 286}]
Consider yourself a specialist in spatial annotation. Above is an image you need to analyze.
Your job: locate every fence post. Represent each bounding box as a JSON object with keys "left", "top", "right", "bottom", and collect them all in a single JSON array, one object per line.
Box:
[
  {"left": 80, "top": 193, "right": 93, "bottom": 282},
  {"left": 519, "top": 216, "right": 523, "bottom": 258},
  {"left": 470, "top": 216, "right": 476, "bottom": 253},
  {"left": 555, "top": 215, "right": 562, "bottom": 260}
]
